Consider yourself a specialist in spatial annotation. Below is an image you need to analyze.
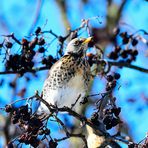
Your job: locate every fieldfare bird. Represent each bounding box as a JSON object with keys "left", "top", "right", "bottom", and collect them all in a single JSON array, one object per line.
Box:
[{"left": 39, "top": 37, "right": 92, "bottom": 112}]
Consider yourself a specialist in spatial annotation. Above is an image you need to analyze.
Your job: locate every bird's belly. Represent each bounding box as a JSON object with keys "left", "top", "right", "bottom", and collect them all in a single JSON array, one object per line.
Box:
[{"left": 42, "top": 74, "right": 87, "bottom": 112}]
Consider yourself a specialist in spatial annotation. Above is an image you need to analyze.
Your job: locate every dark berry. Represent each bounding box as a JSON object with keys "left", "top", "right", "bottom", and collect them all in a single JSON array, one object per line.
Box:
[
  {"left": 111, "top": 118, "right": 119, "bottom": 127},
  {"left": 119, "top": 32, "right": 128, "bottom": 38},
  {"left": 126, "top": 59, "right": 132, "bottom": 63},
  {"left": 5, "top": 42, "right": 13, "bottom": 48},
  {"left": 42, "top": 58, "right": 47, "bottom": 64},
  {"left": 38, "top": 47, "right": 45, "bottom": 53},
  {"left": 132, "top": 39, "right": 138, "bottom": 46},
  {"left": 22, "top": 38, "right": 29, "bottom": 46},
  {"left": 18, "top": 105, "right": 28, "bottom": 113},
  {"left": 49, "top": 140, "right": 58, "bottom": 148},
  {"left": 38, "top": 37, "right": 45, "bottom": 45},
  {"left": 91, "top": 112, "right": 98, "bottom": 122},
  {"left": 47, "top": 55, "right": 54, "bottom": 62},
  {"left": 112, "top": 107, "right": 121, "bottom": 117},
  {"left": 5, "top": 105, "right": 14, "bottom": 113},
  {"left": 108, "top": 51, "right": 118, "bottom": 60},
  {"left": 106, "top": 123, "right": 112, "bottom": 130},
  {"left": 132, "top": 49, "right": 138, "bottom": 56},
  {"left": 103, "top": 116, "right": 112, "bottom": 125},
  {"left": 35, "top": 27, "right": 41, "bottom": 35},
  {"left": 120, "top": 50, "right": 128, "bottom": 59},
  {"left": 110, "top": 80, "right": 117, "bottom": 88},
  {"left": 28, "top": 136, "right": 40, "bottom": 147},
  {"left": 11, "top": 115, "right": 19, "bottom": 124},
  {"left": 126, "top": 49, "right": 133, "bottom": 54},
  {"left": 114, "top": 46, "right": 121, "bottom": 53},
  {"left": 114, "top": 73, "right": 120, "bottom": 80},
  {"left": 106, "top": 75, "right": 114, "bottom": 82},
  {"left": 122, "top": 37, "right": 129, "bottom": 44}
]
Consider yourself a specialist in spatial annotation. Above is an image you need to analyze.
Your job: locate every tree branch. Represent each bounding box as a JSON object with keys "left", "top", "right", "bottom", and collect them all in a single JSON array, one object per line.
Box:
[{"left": 0, "top": 60, "right": 148, "bottom": 75}]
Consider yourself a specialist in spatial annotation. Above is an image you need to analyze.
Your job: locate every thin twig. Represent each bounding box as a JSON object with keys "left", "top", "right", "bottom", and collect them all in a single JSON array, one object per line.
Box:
[{"left": 2, "top": 33, "right": 22, "bottom": 45}]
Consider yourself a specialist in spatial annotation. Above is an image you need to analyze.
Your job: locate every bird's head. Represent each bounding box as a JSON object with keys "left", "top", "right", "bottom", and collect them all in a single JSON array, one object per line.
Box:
[{"left": 65, "top": 37, "right": 92, "bottom": 56}]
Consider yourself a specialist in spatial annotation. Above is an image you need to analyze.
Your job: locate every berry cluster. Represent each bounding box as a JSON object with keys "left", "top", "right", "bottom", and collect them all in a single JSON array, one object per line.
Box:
[
  {"left": 103, "top": 107, "right": 121, "bottom": 130},
  {"left": 108, "top": 30, "right": 139, "bottom": 63},
  {"left": 42, "top": 55, "right": 57, "bottom": 67},
  {"left": 4, "top": 27, "right": 58, "bottom": 75},
  {"left": 105, "top": 73, "right": 120, "bottom": 91},
  {"left": 90, "top": 112, "right": 100, "bottom": 125},
  {"left": 108, "top": 46, "right": 138, "bottom": 63},
  {"left": 5, "top": 104, "right": 51, "bottom": 147}
]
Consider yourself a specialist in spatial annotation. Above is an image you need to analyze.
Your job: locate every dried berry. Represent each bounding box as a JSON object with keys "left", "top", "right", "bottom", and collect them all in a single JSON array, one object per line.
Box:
[
  {"left": 108, "top": 51, "right": 118, "bottom": 60},
  {"left": 5, "top": 105, "right": 14, "bottom": 113},
  {"left": 114, "top": 46, "right": 121, "bottom": 53},
  {"left": 91, "top": 112, "right": 98, "bottom": 122},
  {"left": 49, "top": 140, "right": 58, "bottom": 148},
  {"left": 111, "top": 118, "right": 119, "bottom": 127},
  {"left": 120, "top": 32, "right": 128, "bottom": 38},
  {"left": 11, "top": 114, "right": 20, "bottom": 124},
  {"left": 110, "top": 80, "right": 117, "bottom": 88},
  {"left": 112, "top": 107, "right": 121, "bottom": 117},
  {"left": 18, "top": 105, "right": 28, "bottom": 114},
  {"left": 126, "top": 59, "right": 132, "bottom": 63},
  {"left": 5, "top": 41, "right": 13, "bottom": 48},
  {"left": 122, "top": 37, "right": 129, "bottom": 44},
  {"left": 103, "top": 116, "right": 112, "bottom": 125},
  {"left": 47, "top": 55, "right": 54, "bottom": 62},
  {"left": 120, "top": 50, "right": 128, "bottom": 59},
  {"left": 38, "top": 47, "right": 45, "bottom": 53},
  {"left": 132, "top": 49, "right": 138, "bottom": 56},
  {"left": 22, "top": 38, "right": 29, "bottom": 46},
  {"left": 105, "top": 123, "right": 112, "bottom": 130},
  {"left": 35, "top": 27, "right": 41, "bottom": 35},
  {"left": 113, "top": 73, "right": 120, "bottom": 80},
  {"left": 28, "top": 136, "right": 40, "bottom": 147},
  {"left": 132, "top": 38, "right": 138, "bottom": 46},
  {"left": 106, "top": 75, "right": 114, "bottom": 82},
  {"left": 42, "top": 58, "right": 47, "bottom": 64},
  {"left": 38, "top": 37, "right": 45, "bottom": 45}
]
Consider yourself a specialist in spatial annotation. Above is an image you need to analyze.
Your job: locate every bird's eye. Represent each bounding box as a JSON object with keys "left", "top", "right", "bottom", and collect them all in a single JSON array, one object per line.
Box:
[{"left": 74, "top": 40, "right": 80, "bottom": 46}]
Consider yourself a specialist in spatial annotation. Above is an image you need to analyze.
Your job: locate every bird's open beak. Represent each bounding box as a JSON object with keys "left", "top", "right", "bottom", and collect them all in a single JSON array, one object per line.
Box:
[{"left": 82, "top": 37, "right": 93, "bottom": 44}]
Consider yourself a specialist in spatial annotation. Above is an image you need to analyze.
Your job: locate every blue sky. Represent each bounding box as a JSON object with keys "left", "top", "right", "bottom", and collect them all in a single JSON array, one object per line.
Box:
[{"left": 0, "top": 0, "right": 148, "bottom": 147}]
